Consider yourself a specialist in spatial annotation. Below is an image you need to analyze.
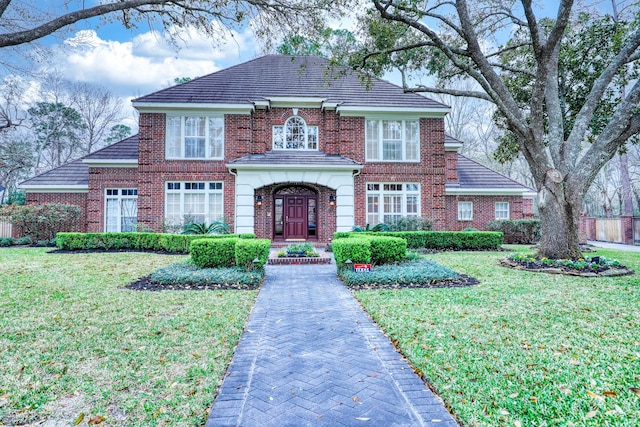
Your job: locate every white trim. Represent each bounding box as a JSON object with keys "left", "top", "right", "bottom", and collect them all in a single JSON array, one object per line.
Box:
[
  {"left": 338, "top": 105, "right": 449, "bottom": 116},
  {"left": 446, "top": 186, "right": 535, "bottom": 196},
  {"left": 166, "top": 115, "right": 224, "bottom": 160},
  {"left": 495, "top": 201, "right": 510, "bottom": 220},
  {"left": 365, "top": 119, "right": 420, "bottom": 162},
  {"left": 164, "top": 181, "right": 224, "bottom": 228},
  {"left": 228, "top": 163, "right": 363, "bottom": 171},
  {"left": 82, "top": 159, "right": 138, "bottom": 167},
  {"left": 133, "top": 102, "right": 254, "bottom": 115},
  {"left": 104, "top": 188, "right": 138, "bottom": 232},
  {"left": 265, "top": 96, "right": 326, "bottom": 108},
  {"left": 365, "top": 182, "right": 421, "bottom": 225},
  {"left": 457, "top": 201, "right": 474, "bottom": 221},
  {"left": 253, "top": 100, "right": 270, "bottom": 109},
  {"left": 321, "top": 101, "right": 340, "bottom": 110},
  {"left": 20, "top": 185, "right": 88, "bottom": 193},
  {"left": 444, "top": 142, "right": 463, "bottom": 151}
]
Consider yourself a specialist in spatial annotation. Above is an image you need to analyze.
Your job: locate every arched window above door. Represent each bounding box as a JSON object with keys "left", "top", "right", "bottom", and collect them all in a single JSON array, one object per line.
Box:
[{"left": 273, "top": 116, "right": 318, "bottom": 150}]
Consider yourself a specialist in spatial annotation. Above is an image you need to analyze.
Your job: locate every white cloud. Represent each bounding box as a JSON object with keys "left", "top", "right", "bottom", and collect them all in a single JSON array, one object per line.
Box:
[{"left": 48, "top": 26, "right": 255, "bottom": 97}]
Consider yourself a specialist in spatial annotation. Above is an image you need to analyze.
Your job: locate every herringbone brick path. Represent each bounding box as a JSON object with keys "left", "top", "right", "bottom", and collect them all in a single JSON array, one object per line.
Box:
[{"left": 205, "top": 263, "right": 458, "bottom": 427}]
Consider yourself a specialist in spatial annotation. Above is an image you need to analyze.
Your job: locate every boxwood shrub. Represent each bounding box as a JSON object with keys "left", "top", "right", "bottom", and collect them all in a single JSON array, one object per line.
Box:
[
  {"left": 423, "top": 231, "right": 503, "bottom": 250},
  {"left": 487, "top": 219, "right": 540, "bottom": 244},
  {"left": 56, "top": 232, "right": 244, "bottom": 253},
  {"left": 332, "top": 238, "right": 372, "bottom": 269},
  {"left": 190, "top": 238, "right": 237, "bottom": 268},
  {"left": 366, "top": 235, "right": 407, "bottom": 265},
  {"left": 235, "top": 238, "right": 271, "bottom": 270}
]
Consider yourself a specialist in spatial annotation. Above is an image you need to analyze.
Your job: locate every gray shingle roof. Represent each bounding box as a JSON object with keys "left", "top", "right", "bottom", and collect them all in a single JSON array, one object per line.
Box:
[
  {"left": 228, "top": 151, "right": 361, "bottom": 167},
  {"left": 134, "top": 55, "right": 449, "bottom": 109},
  {"left": 20, "top": 136, "right": 139, "bottom": 187},
  {"left": 20, "top": 159, "right": 89, "bottom": 186},
  {"left": 455, "top": 154, "right": 532, "bottom": 190},
  {"left": 84, "top": 134, "right": 138, "bottom": 159}
]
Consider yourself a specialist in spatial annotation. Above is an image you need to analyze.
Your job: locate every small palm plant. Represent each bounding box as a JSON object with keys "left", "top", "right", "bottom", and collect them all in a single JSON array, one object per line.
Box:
[{"left": 181, "top": 217, "right": 231, "bottom": 235}]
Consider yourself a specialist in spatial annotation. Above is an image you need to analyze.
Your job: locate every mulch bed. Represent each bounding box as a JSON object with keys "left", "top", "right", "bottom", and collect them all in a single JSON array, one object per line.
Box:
[
  {"left": 124, "top": 276, "right": 261, "bottom": 291},
  {"left": 500, "top": 259, "right": 634, "bottom": 277},
  {"left": 345, "top": 274, "right": 479, "bottom": 290}
]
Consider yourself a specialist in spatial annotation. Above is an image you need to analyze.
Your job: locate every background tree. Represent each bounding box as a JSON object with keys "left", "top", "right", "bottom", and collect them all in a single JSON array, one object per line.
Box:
[
  {"left": 28, "top": 102, "right": 86, "bottom": 172},
  {"left": 105, "top": 124, "right": 132, "bottom": 145},
  {"left": 351, "top": 0, "right": 640, "bottom": 259},
  {"left": 68, "top": 82, "right": 127, "bottom": 154}
]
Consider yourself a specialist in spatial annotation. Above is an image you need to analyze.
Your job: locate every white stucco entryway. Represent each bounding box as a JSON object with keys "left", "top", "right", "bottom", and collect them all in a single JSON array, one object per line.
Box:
[{"left": 229, "top": 166, "right": 362, "bottom": 235}]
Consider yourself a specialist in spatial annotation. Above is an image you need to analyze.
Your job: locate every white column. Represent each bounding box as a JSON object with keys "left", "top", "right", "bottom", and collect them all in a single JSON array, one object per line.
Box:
[
  {"left": 234, "top": 178, "right": 256, "bottom": 234},
  {"left": 336, "top": 183, "right": 355, "bottom": 232}
]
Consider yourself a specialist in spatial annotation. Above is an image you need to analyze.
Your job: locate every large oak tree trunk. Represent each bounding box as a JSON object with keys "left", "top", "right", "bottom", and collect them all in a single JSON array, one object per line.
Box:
[{"left": 536, "top": 173, "right": 584, "bottom": 259}]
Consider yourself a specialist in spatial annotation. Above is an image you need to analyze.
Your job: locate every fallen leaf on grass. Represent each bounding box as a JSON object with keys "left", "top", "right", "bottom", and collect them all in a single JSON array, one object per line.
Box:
[
  {"left": 586, "top": 391, "right": 603, "bottom": 400},
  {"left": 603, "top": 391, "right": 617, "bottom": 397},
  {"left": 559, "top": 388, "right": 572, "bottom": 394},
  {"left": 568, "top": 359, "right": 580, "bottom": 365},
  {"left": 73, "top": 413, "right": 85, "bottom": 425},
  {"left": 88, "top": 415, "right": 105, "bottom": 424},
  {"left": 514, "top": 421, "right": 522, "bottom": 427},
  {"left": 629, "top": 387, "right": 640, "bottom": 395},
  {"left": 586, "top": 411, "right": 597, "bottom": 419},
  {"left": 529, "top": 396, "right": 538, "bottom": 403}
]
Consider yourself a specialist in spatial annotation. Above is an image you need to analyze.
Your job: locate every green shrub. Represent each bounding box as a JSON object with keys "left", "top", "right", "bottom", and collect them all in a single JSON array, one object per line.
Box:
[
  {"left": 35, "top": 240, "right": 50, "bottom": 247},
  {"left": 332, "top": 238, "right": 372, "bottom": 269},
  {"left": 150, "top": 262, "right": 263, "bottom": 288},
  {"left": 487, "top": 219, "right": 540, "bottom": 244},
  {"left": 239, "top": 233, "right": 256, "bottom": 239},
  {"left": 385, "top": 216, "right": 433, "bottom": 231},
  {"left": 0, "top": 237, "right": 15, "bottom": 247},
  {"left": 367, "top": 235, "right": 406, "bottom": 265},
  {"left": 339, "top": 258, "right": 458, "bottom": 287},
  {"left": 378, "top": 231, "right": 427, "bottom": 249},
  {"left": 235, "top": 239, "right": 271, "bottom": 270},
  {"left": 0, "top": 203, "right": 82, "bottom": 241},
  {"left": 190, "top": 238, "right": 237, "bottom": 268},
  {"left": 16, "top": 236, "right": 32, "bottom": 245},
  {"left": 423, "top": 231, "right": 503, "bottom": 250}
]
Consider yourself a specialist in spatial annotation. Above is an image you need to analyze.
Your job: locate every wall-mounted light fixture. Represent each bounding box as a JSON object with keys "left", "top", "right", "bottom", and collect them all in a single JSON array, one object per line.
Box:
[
  {"left": 329, "top": 195, "right": 336, "bottom": 207},
  {"left": 256, "top": 195, "right": 263, "bottom": 207}
]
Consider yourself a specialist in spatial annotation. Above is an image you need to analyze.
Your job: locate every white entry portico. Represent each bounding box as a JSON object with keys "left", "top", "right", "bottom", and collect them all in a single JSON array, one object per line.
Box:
[{"left": 228, "top": 162, "right": 362, "bottom": 235}]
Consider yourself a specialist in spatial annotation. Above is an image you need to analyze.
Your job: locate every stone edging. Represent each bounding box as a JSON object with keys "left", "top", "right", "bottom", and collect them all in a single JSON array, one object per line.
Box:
[
  {"left": 499, "top": 259, "right": 634, "bottom": 277},
  {"left": 268, "top": 256, "right": 332, "bottom": 265}
]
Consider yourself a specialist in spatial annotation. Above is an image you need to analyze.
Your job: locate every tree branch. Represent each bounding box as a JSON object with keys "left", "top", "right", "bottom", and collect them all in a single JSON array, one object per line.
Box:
[{"left": 0, "top": 0, "right": 11, "bottom": 19}]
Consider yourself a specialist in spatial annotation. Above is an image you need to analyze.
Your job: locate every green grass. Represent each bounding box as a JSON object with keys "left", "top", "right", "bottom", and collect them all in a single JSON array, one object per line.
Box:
[
  {"left": 354, "top": 245, "right": 640, "bottom": 426},
  {"left": 0, "top": 248, "right": 257, "bottom": 426}
]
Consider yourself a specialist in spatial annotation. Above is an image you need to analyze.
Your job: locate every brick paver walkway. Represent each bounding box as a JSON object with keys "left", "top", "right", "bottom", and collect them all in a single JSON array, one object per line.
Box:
[{"left": 205, "top": 263, "right": 458, "bottom": 427}]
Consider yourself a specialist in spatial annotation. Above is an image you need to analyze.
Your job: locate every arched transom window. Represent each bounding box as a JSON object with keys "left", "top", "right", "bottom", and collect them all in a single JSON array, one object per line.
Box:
[{"left": 273, "top": 116, "right": 318, "bottom": 150}]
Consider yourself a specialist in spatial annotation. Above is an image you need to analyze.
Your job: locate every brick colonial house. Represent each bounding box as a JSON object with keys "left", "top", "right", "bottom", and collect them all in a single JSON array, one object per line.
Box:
[{"left": 21, "top": 55, "right": 534, "bottom": 243}]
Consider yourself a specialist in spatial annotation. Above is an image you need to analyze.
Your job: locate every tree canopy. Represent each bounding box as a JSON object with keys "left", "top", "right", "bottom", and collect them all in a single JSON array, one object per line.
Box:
[{"left": 347, "top": 0, "right": 640, "bottom": 258}]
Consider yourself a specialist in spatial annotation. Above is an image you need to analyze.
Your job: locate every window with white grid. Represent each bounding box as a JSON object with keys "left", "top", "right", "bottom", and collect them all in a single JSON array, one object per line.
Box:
[
  {"left": 165, "top": 182, "right": 224, "bottom": 226},
  {"left": 166, "top": 115, "right": 224, "bottom": 159},
  {"left": 365, "top": 119, "right": 419, "bottom": 162},
  {"left": 366, "top": 183, "right": 420, "bottom": 225},
  {"left": 495, "top": 202, "right": 510, "bottom": 220},
  {"left": 457, "top": 202, "right": 473, "bottom": 221}
]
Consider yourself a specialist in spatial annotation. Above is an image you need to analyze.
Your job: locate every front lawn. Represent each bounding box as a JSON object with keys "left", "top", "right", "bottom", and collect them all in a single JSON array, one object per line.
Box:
[
  {"left": 355, "top": 246, "right": 640, "bottom": 426},
  {"left": 0, "top": 248, "right": 257, "bottom": 426}
]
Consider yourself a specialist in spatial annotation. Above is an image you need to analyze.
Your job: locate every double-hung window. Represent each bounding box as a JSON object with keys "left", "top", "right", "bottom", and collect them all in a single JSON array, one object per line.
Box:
[
  {"left": 458, "top": 202, "right": 473, "bottom": 220},
  {"left": 366, "top": 183, "right": 420, "bottom": 225},
  {"left": 495, "top": 202, "right": 510, "bottom": 220},
  {"left": 365, "top": 119, "right": 419, "bottom": 161},
  {"left": 165, "top": 182, "right": 223, "bottom": 226},
  {"left": 105, "top": 189, "right": 138, "bottom": 232},
  {"left": 166, "top": 115, "right": 224, "bottom": 159},
  {"left": 273, "top": 116, "right": 318, "bottom": 150}
]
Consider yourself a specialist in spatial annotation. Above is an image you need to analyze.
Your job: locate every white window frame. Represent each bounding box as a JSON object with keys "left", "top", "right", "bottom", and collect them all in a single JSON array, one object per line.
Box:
[
  {"left": 165, "top": 181, "right": 224, "bottom": 227},
  {"left": 165, "top": 115, "right": 224, "bottom": 160},
  {"left": 272, "top": 115, "right": 319, "bottom": 150},
  {"left": 458, "top": 202, "right": 474, "bottom": 221},
  {"left": 365, "top": 119, "right": 420, "bottom": 162},
  {"left": 365, "top": 183, "right": 421, "bottom": 226},
  {"left": 495, "top": 202, "right": 510, "bottom": 220},
  {"left": 104, "top": 188, "right": 138, "bottom": 232}
]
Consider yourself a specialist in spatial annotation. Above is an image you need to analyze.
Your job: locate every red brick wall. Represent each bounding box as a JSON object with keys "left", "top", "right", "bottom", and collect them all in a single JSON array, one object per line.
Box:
[
  {"left": 445, "top": 195, "right": 528, "bottom": 230},
  {"left": 445, "top": 151, "right": 458, "bottom": 183},
  {"left": 25, "top": 192, "right": 88, "bottom": 234},
  {"left": 87, "top": 167, "right": 138, "bottom": 232}
]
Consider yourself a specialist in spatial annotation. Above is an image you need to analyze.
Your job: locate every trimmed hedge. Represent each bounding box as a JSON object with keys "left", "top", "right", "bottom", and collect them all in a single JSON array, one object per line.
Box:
[
  {"left": 190, "top": 238, "right": 237, "bottom": 268},
  {"left": 332, "top": 235, "right": 406, "bottom": 268},
  {"left": 56, "top": 232, "right": 251, "bottom": 253},
  {"left": 235, "top": 238, "right": 271, "bottom": 270},
  {"left": 487, "top": 219, "right": 540, "bottom": 244},
  {"left": 333, "top": 238, "right": 372, "bottom": 268},
  {"left": 423, "top": 231, "right": 503, "bottom": 250},
  {"left": 333, "top": 230, "right": 503, "bottom": 250}
]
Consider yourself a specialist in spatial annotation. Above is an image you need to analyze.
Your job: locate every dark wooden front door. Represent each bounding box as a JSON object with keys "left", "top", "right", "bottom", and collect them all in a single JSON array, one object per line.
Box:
[{"left": 284, "top": 196, "right": 307, "bottom": 239}]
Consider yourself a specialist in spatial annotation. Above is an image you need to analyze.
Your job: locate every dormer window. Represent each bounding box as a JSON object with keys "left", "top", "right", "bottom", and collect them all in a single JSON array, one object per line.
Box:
[{"left": 273, "top": 116, "right": 318, "bottom": 150}]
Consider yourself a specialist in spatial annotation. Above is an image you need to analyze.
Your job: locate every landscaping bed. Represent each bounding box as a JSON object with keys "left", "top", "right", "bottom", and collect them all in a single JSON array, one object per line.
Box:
[{"left": 502, "top": 252, "right": 634, "bottom": 277}]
